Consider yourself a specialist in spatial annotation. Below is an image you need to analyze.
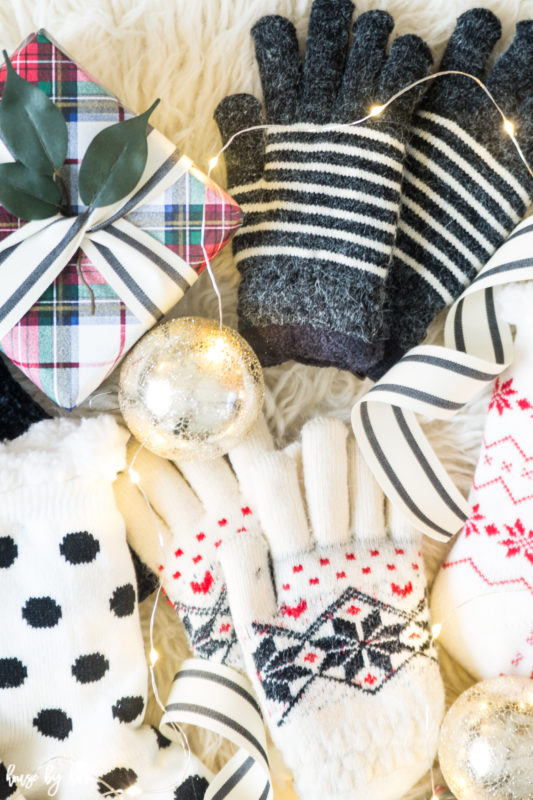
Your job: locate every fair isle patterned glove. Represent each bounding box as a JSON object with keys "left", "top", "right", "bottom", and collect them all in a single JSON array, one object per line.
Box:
[
  {"left": 371, "top": 9, "right": 533, "bottom": 377},
  {"left": 0, "top": 416, "right": 210, "bottom": 800},
  {"left": 114, "top": 417, "right": 273, "bottom": 671},
  {"left": 214, "top": 0, "right": 432, "bottom": 375},
  {"left": 219, "top": 417, "right": 444, "bottom": 800},
  {"left": 431, "top": 283, "right": 533, "bottom": 680}
]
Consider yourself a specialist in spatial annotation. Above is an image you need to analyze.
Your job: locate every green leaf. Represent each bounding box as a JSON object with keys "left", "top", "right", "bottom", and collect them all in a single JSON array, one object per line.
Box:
[
  {"left": 78, "top": 99, "right": 160, "bottom": 208},
  {"left": 0, "top": 162, "right": 63, "bottom": 219},
  {"left": 0, "top": 51, "right": 68, "bottom": 175}
]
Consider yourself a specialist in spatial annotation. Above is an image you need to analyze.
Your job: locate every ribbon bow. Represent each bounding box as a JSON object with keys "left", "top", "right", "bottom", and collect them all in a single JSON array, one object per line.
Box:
[{"left": 0, "top": 130, "right": 198, "bottom": 340}]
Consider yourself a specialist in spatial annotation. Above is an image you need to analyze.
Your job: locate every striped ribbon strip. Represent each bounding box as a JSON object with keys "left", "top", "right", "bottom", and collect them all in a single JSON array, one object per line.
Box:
[
  {"left": 352, "top": 216, "right": 533, "bottom": 541},
  {"left": 161, "top": 658, "right": 272, "bottom": 800},
  {"left": 0, "top": 130, "right": 198, "bottom": 339}
]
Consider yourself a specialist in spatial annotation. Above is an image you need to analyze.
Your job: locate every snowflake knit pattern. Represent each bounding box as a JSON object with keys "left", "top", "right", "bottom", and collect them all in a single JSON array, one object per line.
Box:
[
  {"left": 114, "top": 416, "right": 274, "bottom": 671},
  {"left": 219, "top": 417, "right": 444, "bottom": 800},
  {"left": 214, "top": 0, "right": 432, "bottom": 375},
  {"left": 431, "top": 283, "right": 533, "bottom": 680},
  {"left": 0, "top": 416, "right": 210, "bottom": 800}
]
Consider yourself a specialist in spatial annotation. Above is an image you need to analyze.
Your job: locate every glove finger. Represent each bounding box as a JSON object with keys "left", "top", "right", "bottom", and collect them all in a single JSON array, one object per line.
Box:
[
  {"left": 301, "top": 417, "right": 350, "bottom": 547},
  {"left": 386, "top": 498, "right": 421, "bottom": 547},
  {"left": 251, "top": 450, "right": 311, "bottom": 558},
  {"left": 349, "top": 438, "right": 386, "bottom": 543},
  {"left": 228, "top": 413, "right": 275, "bottom": 507},
  {"left": 219, "top": 531, "right": 277, "bottom": 622},
  {"left": 376, "top": 34, "right": 433, "bottom": 123},
  {"left": 336, "top": 10, "right": 394, "bottom": 120},
  {"left": 439, "top": 8, "right": 501, "bottom": 76},
  {"left": 126, "top": 440, "right": 203, "bottom": 538},
  {"left": 299, "top": 0, "right": 354, "bottom": 122},
  {"left": 487, "top": 20, "right": 533, "bottom": 113},
  {"left": 251, "top": 15, "right": 302, "bottom": 123},
  {"left": 174, "top": 456, "right": 242, "bottom": 519},
  {"left": 214, "top": 93, "right": 265, "bottom": 188},
  {"left": 421, "top": 9, "right": 500, "bottom": 120},
  {"left": 114, "top": 472, "right": 172, "bottom": 575}
]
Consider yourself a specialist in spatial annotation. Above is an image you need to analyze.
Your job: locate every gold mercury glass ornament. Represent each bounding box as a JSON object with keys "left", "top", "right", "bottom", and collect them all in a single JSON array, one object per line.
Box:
[
  {"left": 119, "top": 317, "right": 264, "bottom": 460},
  {"left": 438, "top": 675, "right": 533, "bottom": 800}
]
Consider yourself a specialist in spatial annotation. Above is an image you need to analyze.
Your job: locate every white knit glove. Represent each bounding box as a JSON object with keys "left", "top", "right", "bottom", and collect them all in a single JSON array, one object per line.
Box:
[
  {"left": 0, "top": 416, "right": 210, "bottom": 800},
  {"left": 114, "top": 417, "right": 273, "bottom": 671},
  {"left": 219, "top": 417, "right": 444, "bottom": 800},
  {"left": 431, "top": 283, "right": 533, "bottom": 679}
]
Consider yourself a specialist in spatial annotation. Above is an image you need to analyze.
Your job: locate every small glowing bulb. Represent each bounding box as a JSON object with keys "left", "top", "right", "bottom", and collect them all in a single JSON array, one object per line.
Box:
[
  {"left": 150, "top": 647, "right": 159, "bottom": 666},
  {"left": 503, "top": 118, "right": 515, "bottom": 136},
  {"left": 125, "top": 786, "right": 143, "bottom": 797},
  {"left": 432, "top": 623, "right": 442, "bottom": 640},
  {"left": 129, "top": 468, "right": 141, "bottom": 485},
  {"left": 208, "top": 155, "right": 219, "bottom": 171},
  {"left": 369, "top": 104, "right": 385, "bottom": 117},
  {"left": 206, "top": 335, "right": 227, "bottom": 364}
]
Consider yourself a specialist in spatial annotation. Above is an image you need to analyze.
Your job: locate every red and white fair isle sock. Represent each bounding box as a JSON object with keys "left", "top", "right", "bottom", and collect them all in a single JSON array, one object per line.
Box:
[
  {"left": 431, "top": 284, "right": 533, "bottom": 680},
  {"left": 220, "top": 417, "right": 444, "bottom": 800}
]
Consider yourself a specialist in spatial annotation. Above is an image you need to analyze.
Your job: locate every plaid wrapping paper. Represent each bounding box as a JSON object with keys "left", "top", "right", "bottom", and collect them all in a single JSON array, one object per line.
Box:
[{"left": 0, "top": 31, "right": 242, "bottom": 409}]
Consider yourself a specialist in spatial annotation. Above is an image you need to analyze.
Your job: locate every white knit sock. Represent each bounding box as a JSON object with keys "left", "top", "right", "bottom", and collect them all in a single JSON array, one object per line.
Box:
[
  {"left": 219, "top": 417, "right": 444, "bottom": 800},
  {"left": 0, "top": 416, "right": 210, "bottom": 800},
  {"left": 431, "top": 283, "right": 533, "bottom": 680}
]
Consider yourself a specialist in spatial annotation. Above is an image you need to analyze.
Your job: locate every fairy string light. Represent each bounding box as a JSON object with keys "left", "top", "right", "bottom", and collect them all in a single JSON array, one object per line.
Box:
[
  {"left": 206, "top": 69, "right": 533, "bottom": 179},
  {"left": 117, "top": 67, "right": 533, "bottom": 798},
  {"left": 126, "top": 443, "right": 193, "bottom": 790}
]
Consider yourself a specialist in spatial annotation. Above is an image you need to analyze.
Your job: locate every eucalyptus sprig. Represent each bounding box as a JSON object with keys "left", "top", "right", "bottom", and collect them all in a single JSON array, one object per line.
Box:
[{"left": 0, "top": 51, "right": 159, "bottom": 221}]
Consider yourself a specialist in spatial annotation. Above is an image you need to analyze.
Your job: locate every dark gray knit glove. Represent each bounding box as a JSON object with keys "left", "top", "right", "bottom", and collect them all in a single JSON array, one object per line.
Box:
[
  {"left": 215, "top": 0, "right": 432, "bottom": 375},
  {"left": 370, "top": 9, "right": 533, "bottom": 377},
  {"left": 0, "top": 358, "right": 50, "bottom": 441}
]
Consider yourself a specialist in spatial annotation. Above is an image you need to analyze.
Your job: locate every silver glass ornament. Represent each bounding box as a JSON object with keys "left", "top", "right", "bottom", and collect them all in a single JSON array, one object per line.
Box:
[
  {"left": 438, "top": 676, "right": 533, "bottom": 800},
  {"left": 119, "top": 317, "right": 264, "bottom": 460}
]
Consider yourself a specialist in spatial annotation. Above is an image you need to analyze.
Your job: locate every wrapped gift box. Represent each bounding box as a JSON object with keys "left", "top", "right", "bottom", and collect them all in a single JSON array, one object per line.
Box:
[{"left": 0, "top": 30, "right": 242, "bottom": 409}]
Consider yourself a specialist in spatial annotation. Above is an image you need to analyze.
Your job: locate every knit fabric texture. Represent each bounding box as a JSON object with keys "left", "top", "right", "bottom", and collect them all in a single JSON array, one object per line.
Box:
[
  {"left": 0, "top": 416, "right": 210, "bottom": 800},
  {"left": 0, "top": 359, "right": 50, "bottom": 442},
  {"left": 219, "top": 417, "right": 444, "bottom": 800},
  {"left": 214, "top": 0, "right": 432, "bottom": 375},
  {"left": 431, "top": 284, "right": 533, "bottom": 681},
  {"left": 0, "top": 357, "right": 157, "bottom": 603},
  {"left": 370, "top": 9, "right": 533, "bottom": 378},
  {"left": 114, "top": 416, "right": 273, "bottom": 671}
]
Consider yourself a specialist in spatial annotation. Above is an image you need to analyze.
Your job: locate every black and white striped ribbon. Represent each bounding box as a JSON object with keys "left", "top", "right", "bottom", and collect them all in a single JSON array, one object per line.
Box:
[
  {"left": 352, "top": 216, "right": 533, "bottom": 541},
  {"left": 0, "top": 130, "right": 198, "bottom": 338},
  {"left": 161, "top": 659, "right": 272, "bottom": 800}
]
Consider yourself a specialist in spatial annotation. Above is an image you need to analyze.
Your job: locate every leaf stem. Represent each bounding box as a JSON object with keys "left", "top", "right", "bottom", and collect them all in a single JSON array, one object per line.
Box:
[{"left": 54, "top": 170, "right": 71, "bottom": 215}]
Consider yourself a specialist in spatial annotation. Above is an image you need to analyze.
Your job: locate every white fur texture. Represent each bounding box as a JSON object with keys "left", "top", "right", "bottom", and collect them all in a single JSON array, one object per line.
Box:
[
  {"left": 0, "top": 415, "right": 128, "bottom": 489},
  {"left": 1, "top": 1, "right": 533, "bottom": 798}
]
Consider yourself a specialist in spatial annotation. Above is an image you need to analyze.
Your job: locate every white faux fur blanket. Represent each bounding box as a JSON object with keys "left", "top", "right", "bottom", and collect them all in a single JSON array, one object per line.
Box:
[{"left": 2, "top": 0, "right": 533, "bottom": 798}]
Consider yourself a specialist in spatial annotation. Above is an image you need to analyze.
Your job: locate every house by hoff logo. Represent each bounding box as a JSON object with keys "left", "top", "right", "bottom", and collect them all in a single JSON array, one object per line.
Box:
[{"left": 6, "top": 763, "right": 62, "bottom": 797}]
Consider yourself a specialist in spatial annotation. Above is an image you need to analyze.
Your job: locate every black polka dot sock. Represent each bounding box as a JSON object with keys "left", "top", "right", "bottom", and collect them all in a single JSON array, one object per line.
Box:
[
  {"left": 0, "top": 356, "right": 156, "bottom": 604},
  {"left": 0, "top": 416, "right": 211, "bottom": 799},
  {"left": 370, "top": 10, "right": 533, "bottom": 378},
  {"left": 215, "top": 0, "right": 432, "bottom": 375}
]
